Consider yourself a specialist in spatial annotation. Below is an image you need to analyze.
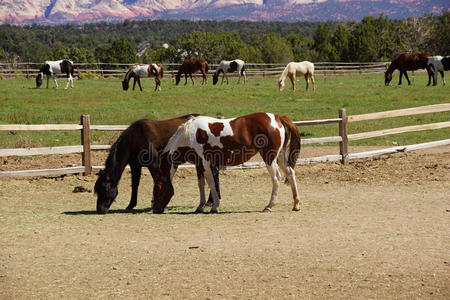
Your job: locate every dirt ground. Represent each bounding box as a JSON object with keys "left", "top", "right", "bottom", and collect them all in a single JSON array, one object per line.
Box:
[{"left": 0, "top": 146, "right": 449, "bottom": 299}]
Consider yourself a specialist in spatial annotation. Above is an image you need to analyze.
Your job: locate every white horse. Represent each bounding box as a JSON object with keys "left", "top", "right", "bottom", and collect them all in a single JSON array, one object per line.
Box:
[
  {"left": 427, "top": 56, "right": 449, "bottom": 86},
  {"left": 278, "top": 61, "right": 316, "bottom": 92},
  {"left": 36, "top": 60, "right": 74, "bottom": 89},
  {"left": 213, "top": 59, "right": 246, "bottom": 85}
]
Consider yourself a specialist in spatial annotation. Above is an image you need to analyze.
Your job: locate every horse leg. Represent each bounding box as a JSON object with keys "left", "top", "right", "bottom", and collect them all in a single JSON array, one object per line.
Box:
[
  {"left": 398, "top": 71, "right": 403, "bottom": 85},
  {"left": 304, "top": 74, "right": 309, "bottom": 91},
  {"left": 46, "top": 75, "right": 50, "bottom": 88},
  {"left": 440, "top": 71, "right": 445, "bottom": 86},
  {"left": 404, "top": 71, "right": 411, "bottom": 85},
  {"left": 52, "top": 75, "right": 58, "bottom": 89},
  {"left": 263, "top": 161, "right": 282, "bottom": 212},
  {"left": 132, "top": 78, "right": 137, "bottom": 91},
  {"left": 203, "top": 164, "right": 220, "bottom": 213},
  {"left": 289, "top": 74, "right": 296, "bottom": 91},
  {"left": 205, "top": 164, "right": 220, "bottom": 207},
  {"left": 126, "top": 162, "right": 142, "bottom": 211},
  {"left": 65, "top": 74, "right": 71, "bottom": 89},
  {"left": 310, "top": 74, "right": 316, "bottom": 91},
  {"left": 194, "top": 164, "right": 206, "bottom": 213},
  {"left": 278, "top": 150, "right": 300, "bottom": 211},
  {"left": 154, "top": 76, "right": 161, "bottom": 91},
  {"left": 137, "top": 78, "right": 143, "bottom": 91},
  {"left": 225, "top": 72, "right": 229, "bottom": 84},
  {"left": 184, "top": 74, "right": 188, "bottom": 85}
]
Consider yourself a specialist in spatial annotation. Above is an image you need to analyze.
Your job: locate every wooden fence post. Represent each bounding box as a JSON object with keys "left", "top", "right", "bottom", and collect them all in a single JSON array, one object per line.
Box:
[
  {"left": 81, "top": 115, "right": 92, "bottom": 175},
  {"left": 339, "top": 108, "right": 348, "bottom": 164}
]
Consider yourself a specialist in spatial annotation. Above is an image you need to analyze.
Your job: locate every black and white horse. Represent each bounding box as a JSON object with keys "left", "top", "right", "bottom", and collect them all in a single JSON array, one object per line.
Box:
[
  {"left": 122, "top": 64, "right": 164, "bottom": 92},
  {"left": 36, "top": 60, "right": 74, "bottom": 89},
  {"left": 212, "top": 59, "right": 247, "bottom": 85},
  {"left": 427, "top": 56, "right": 450, "bottom": 86}
]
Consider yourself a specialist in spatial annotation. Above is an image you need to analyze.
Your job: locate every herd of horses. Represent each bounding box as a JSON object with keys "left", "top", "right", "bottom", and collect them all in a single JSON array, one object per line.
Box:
[
  {"left": 33, "top": 54, "right": 448, "bottom": 214},
  {"left": 36, "top": 54, "right": 449, "bottom": 92}
]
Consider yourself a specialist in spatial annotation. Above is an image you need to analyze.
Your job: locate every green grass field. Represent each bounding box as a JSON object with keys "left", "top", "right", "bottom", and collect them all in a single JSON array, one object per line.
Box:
[{"left": 0, "top": 73, "right": 449, "bottom": 148}]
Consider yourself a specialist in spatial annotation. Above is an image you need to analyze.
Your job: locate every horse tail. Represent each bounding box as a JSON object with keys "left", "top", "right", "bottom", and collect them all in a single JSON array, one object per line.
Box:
[
  {"left": 159, "top": 65, "right": 164, "bottom": 78},
  {"left": 279, "top": 115, "right": 301, "bottom": 169},
  {"left": 204, "top": 61, "right": 209, "bottom": 73}
]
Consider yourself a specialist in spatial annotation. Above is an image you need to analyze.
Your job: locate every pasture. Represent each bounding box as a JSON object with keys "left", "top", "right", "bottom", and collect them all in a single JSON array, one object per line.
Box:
[
  {"left": 1, "top": 73, "right": 449, "bottom": 298},
  {"left": 0, "top": 73, "right": 449, "bottom": 149}
]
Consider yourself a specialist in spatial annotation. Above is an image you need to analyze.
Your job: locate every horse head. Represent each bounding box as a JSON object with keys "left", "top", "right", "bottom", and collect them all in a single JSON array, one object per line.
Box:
[
  {"left": 152, "top": 174, "right": 174, "bottom": 214},
  {"left": 36, "top": 73, "right": 43, "bottom": 88},
  {"left": 94, "top": 169, "right": 118, "bottom": 214},
  {"left": 384, "top": 71, "right": 392, "bottom": 86},
  {"left": 212, "top": 72, "right": 219, "bottom": 85},
  {"left": 122, "top": 79, "right": 130, "bottom": 91},
  {"left": 278, "top": 79, "right": 285, "bottom": 91},
  {"left": 175, "top": 73, "right": 181, "bottom": 85}
]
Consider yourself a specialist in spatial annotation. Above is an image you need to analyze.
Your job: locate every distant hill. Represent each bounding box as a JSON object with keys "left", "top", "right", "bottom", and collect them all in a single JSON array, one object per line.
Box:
[{"left": 1, "top": 0, "right": 448, "bottom": 25}]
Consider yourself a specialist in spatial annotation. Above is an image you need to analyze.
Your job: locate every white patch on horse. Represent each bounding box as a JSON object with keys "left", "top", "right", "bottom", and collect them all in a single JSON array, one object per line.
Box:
[
  {"left": 266, "top": 113, "right": 281, "bottom": 129},
  {"left": 151, "top": 64, "right": 160, "bottom": 74},
  {"left": 133, "top": 64, "right": 150, "bottom": 76}
]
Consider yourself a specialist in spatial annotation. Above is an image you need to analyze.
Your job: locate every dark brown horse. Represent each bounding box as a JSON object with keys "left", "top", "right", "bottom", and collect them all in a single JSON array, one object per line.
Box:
[
  {"left": 175, "top": 60, "right": 209, "bottom": 85},
  {"left": 385, "top": 53, "right": 433, "bottom": 86},
  {"left": 152, "top": 113, "right": 302, "bottom": 214},
  {"left": 94, "top": 115, "right": 220, "bottom": 214}
]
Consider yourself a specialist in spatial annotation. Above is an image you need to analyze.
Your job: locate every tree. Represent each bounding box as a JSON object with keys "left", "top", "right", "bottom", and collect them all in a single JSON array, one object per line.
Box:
[
  {"left": 255, "top": 32, "right": 293, "bottom": 63},
  {"left": 330, "top": 24, "right": 350, "bottom": 62},
  {"left": 285, "top": 33, "right": 313, "bottom": 62},
  {"left": 313, "top": 23, "right": 333, "bottom": 61}
]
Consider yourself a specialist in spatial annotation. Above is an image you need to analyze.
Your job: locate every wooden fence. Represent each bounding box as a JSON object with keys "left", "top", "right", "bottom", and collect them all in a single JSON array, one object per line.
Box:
[
  {"left": 1, "top": 103, "right": 449, "bottom": 178},
  {"left": 0, "top": 61, "right": 390, "bottom": 79}
]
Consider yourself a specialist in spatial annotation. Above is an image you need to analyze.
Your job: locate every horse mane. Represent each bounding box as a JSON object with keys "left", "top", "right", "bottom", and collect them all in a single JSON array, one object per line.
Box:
[
  {"left": 165, "top": 116, "right": 198, "bottom": 154},
  {"left": 279, "top": 63, "right": 290, "bottom": 83}
]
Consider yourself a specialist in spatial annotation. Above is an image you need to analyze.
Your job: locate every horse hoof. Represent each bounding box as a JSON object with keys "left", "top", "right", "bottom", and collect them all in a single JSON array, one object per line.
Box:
[
  {"left": 263, "top": 207, "right": 272, "bottom": 213},
  {"left": 125, "top": 206, "right": 134, "bottom": 211},
  {"left": 195, "top": 207, "right": 204, "bottom": 214},
  {"left": 210, "top": 208, "right": 218, "bottom": 214},
  {"left": 292, "top": 205, "right": 300, "bottom": 211}
]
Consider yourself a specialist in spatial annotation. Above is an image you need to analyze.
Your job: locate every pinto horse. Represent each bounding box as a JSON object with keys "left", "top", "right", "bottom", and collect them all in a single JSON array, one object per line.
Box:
[
  {"left": 152, "top": 113, "right": 302, "bottom": 214},
  {"left": 278, "top": 61, "right": 316, "bottom": 92},
  {"left": 427, "top": 56, "right": 450, "bottom": 86},
  {"left": 213, "top": 59, "right": 247, "bottom": 85},
  {"left": 94, "top": 115, "right": 220, "bottom": 214},
  {"left": 384, "top": 53, "right": 433, "bottom": 86},
  {"left": 36, "top": 59, "right": 74, "bottom": 89},
  {"left": 122, "top": 64, "right": 163, "bottom": 91},
  {"left": 175, "top": 60, "right": 209, "bottom": 85}
]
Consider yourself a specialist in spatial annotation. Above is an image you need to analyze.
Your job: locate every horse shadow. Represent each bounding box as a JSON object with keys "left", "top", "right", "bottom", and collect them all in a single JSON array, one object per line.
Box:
[{"left": 63, "top": 206, "right": 255, "bottom": 215}]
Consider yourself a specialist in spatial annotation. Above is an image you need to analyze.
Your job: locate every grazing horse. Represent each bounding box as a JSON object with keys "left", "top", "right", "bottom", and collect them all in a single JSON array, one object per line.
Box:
[
  {"left": 427, "top": 56, "right": 449, "bottom": 86},
  {"left": 94, "top": 115, "right": 220, "bottom": 214},
  {"left": 384, "top": 53, "right": 433, "bottom": 86},
  {"left": 212, "top": 59, "right": 247, "bottom": 85},
  {"left": 152, "top": 113, "right": 302, "bottom": 214},
  {"left": 122, "top": 64, "right": 163, "bottom": 92},
  {"left": 36, "top": 59, "right": 74, "bottom": 89},
  {"left": 175, "top": 60, "right": 209, "bottom": 85},
  {"left": 278, "top": 61, "right": 316, "bottom": 92}
]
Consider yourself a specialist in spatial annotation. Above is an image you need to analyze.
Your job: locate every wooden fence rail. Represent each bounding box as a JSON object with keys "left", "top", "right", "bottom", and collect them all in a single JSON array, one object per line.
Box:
[
  {"left": 0, "top": 62, "right": 390, "bottom": 79},
  {"left": 1, "top": 103, "right": 449, "bottom": 178}
]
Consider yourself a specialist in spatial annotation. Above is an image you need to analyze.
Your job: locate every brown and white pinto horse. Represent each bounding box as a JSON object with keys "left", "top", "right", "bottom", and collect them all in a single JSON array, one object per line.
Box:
[
  {"left": 175, "top": 60, "right": 209, "bottom": 85},
  {"left": 384, "top": 53, "right": 433, "bottom": 86},
  {"left": 152, "top": 113, "right": 302, "bottom": 214},
  {"left": 94, "top": 115, "right": 220, "bottom": 214},
  {"left": 122, "top": 64, "right": 163, "bottom": 91},
  {"left": 213, "top": 59, "right": 247, "bottom": 85}
]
